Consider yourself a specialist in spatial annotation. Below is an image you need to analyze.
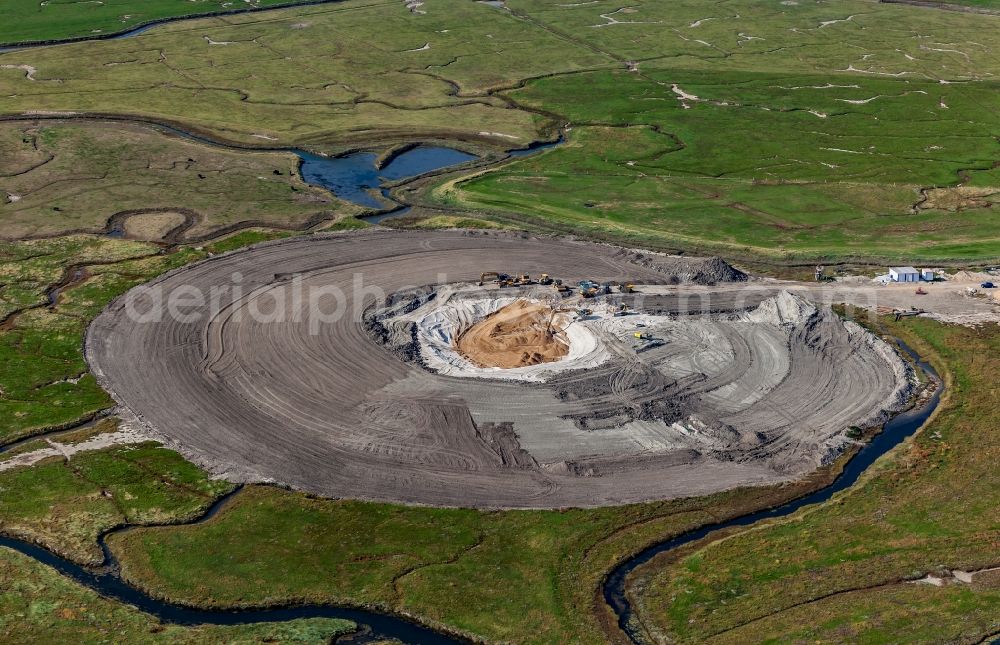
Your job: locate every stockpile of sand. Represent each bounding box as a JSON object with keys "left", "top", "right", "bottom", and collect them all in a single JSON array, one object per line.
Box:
[{"left": 456, "top": 300, "right": 569, "bottom": 368}]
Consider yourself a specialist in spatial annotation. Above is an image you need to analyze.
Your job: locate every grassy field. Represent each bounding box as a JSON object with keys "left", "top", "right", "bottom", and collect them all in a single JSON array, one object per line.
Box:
[
  {"left": 0, "top": 420, "right": 234, "bottom": 565},
  {"left": 0, "top": 548, "right": 352, "bottom": 643},
  {"left": 3, "top": 0, "right": 1000, "bottom": 260},
  {"left": 0, "top": 0, "right": 604, "bottom": 148},
  {"left": 630, "top": 318, "right": 1000, "bottom": 643},
  {"left": 0, "top": 0, "right": 326, "bottom": 45},
  {"left": 105, "top": 472, "right": 852, "bottom": 643},
  {"left": 0, "top": 236, "right": 206, "bottom": 444},
  {"left": 441, "top": 68, "right": 1000, "bottom": 262},
  {"left": 926, "top": 0, "right": 1000, "bottom": 9},
  {"left": 0, "top": 121, "right": 354, "bottom": 239}
]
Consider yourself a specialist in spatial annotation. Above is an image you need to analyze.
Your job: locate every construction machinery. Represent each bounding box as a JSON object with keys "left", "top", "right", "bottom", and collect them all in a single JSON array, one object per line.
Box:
[
  {"left": 577, "top": 308, "right": 593, "bottom": 317},
  {"left": 634, "top": 331, "right": 653, "bottom": 340},
  {"left": 517, "top": 274, "right": 532, "bottom": 286},
  {"left": 578, "top": 280, "right": 600, "bottom": 298},
  {"left": 613, "top": 303, "right": 629, "bottom": 317},
  {"left": 619, "top": 283, "right": 635, "bottom": 294},
  {"left": 893, "top": 308, "right": 925, "bottom": 322},
  {"left": 543, "top": 305, "right": 578, "bottom": 338},
  {"left": 555, "top": 283, "right": 571, "bottom": 296},
  {"left": 539, "top": 273, "right": 554, "bottom": 285},
  {"left": 478, "top": 272, "right": 512, "bottom": 286}
]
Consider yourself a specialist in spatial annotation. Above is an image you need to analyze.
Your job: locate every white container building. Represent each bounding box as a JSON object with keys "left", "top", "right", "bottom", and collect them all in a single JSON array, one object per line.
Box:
[{"left": 888, "top": 267, "right": 920, "bottom": 283}]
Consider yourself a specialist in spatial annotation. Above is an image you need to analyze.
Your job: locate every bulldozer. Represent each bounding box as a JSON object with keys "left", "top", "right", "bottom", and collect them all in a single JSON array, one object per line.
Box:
[{"left": 539, "top": 273, "right": 554, "bottom": 285}]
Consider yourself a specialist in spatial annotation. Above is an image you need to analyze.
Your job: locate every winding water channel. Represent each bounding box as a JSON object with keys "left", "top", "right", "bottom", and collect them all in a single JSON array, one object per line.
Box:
[
  {"left": 0, "top": 338, "right": 942, "bottom": 643},
  {"left": 96, "top": 118, "right": 487, "bottom": 226},
  {"left": 603, "top": 340, "right": 943, "bottom": 643}
]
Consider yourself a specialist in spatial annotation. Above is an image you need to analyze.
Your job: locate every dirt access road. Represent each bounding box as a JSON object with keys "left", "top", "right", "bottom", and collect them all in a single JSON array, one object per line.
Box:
[{"left": 87, "top": 231, "right": 911, "bottom": 508}]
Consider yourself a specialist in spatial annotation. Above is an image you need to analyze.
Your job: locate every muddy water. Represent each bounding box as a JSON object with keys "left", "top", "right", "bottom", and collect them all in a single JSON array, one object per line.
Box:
[{"left": 603, "top": 339, "right": 943, "bottom": 643}]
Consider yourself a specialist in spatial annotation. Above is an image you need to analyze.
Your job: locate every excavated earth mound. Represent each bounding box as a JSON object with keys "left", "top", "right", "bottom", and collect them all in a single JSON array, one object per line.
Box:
[
  {"left": 87, "top": 231, "right": 912, "bottom": 508},
  {"left": 456, "top": 300, "right": 570, "bottom": 368}
]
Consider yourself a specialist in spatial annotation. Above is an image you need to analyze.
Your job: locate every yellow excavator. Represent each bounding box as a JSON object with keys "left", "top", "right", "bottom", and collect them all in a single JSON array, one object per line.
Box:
[{"left": 479, "top": 271, "right": 501, "bottom": 286}]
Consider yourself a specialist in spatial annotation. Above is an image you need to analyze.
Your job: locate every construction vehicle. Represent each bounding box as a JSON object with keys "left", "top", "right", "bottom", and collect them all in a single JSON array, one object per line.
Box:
[
  {"left": 478, "top": 272, "right": 512, "bottom": 286},
  {"left": 893, "top": 308, "right": 924, "bottom": 322},
  {"left": 555, "top": 283, "right": 571, "bottom": 296},
  {"left": 613, "top": 303, "right": 629, "bottom": 317},
  {"left": 478, "top": 271, "right": 500, "bottom": 286},
  {"left": 634, "top": 331, "right": 653, "bottom": 340},
  {"left": 577, "top": 308, "right": 593, "bottom": 317},
  {"left": 517, "top": 274, "right": 532, "bottom": 286},
  {"left": 578, "top": 280, "right": 600, "bottom": 297},
  {"left": 600, "top": 282, "right": 613, "bottom": 295},
  {"left": 619, "top": 283, "right": 635, "bottom": 294},
  {"left": 539, "top": 273, "right": 554, "bottom": 285}
]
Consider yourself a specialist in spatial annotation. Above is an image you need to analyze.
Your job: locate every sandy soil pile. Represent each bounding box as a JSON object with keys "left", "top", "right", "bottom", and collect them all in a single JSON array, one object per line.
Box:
[{"left": 456, "top": 300, "right": 569, "bottom": 368}]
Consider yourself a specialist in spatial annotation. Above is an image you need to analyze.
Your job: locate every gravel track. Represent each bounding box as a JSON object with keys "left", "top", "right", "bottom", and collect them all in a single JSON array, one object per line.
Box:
[{"left": 86, "top": 231, "right": 909, "bottom": 508}]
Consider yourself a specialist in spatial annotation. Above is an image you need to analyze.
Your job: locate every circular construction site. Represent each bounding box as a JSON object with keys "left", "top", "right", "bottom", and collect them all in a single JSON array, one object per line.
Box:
[{"left": 86, "top": 231, "right": 913, "bottom": 508}]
